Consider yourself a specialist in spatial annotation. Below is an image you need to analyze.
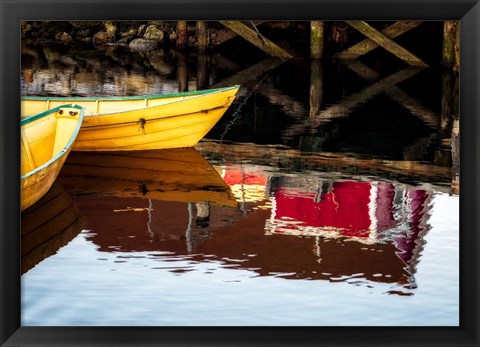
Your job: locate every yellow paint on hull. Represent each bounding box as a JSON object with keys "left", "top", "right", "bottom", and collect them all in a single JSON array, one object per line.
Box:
[
  {"left": 21, "top": 105, "right": 84, "bottom": 211},
  {"left": 21, "top": 86, "right": 240, "bottom": 151},
  {"left": 58, "top": 148, "right": 238, "bottom": 208}
]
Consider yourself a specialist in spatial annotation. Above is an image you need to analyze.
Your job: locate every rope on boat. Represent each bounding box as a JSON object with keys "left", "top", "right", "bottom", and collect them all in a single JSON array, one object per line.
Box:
[{"left": 137, "top": 118, "right": 147, "bottom": 134}]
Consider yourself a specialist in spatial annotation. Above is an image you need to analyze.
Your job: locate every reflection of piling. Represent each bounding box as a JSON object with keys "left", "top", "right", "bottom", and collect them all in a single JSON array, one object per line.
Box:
[
  {"left": 177, "top": 51, "right": 188, "bottom": 92},
  {"left": 310, "top": 21, "right": 324, "bottom": 59},
  {"left": 177, "top": 21, "right": 188, "bottom": 49},
  {"left": 439, "top": 67, "right": 460, "bottom": 194},
  {"left": 451, "top": 75, "right": 460, "bottom": 194},
  {"left": 442, "top": 21, "right": 459, "bottom": 68},
  {"left": 435, "top": 70, "right": 455, "bottom": 167},
  {"left": 196, "top": 53, "right": 208, "bottom": 90},
  {"left": 196, "top": 21, "right": 208, "bottom": 52},
  {"left": 309, "top": 59, "right": 323, "bottom": 118}
]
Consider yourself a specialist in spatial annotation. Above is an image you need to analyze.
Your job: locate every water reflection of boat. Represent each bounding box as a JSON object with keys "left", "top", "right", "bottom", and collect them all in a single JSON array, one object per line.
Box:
[
  {"left": 220, "top": 165, "right": 269, "bottom": 204},
  {"left": 21, "top": 86, "right": 240, "bottom": 151},
  {"left": 21, "top": 182, "right": 85, "bottom": 274},
  {"left": 79, "top": 170, "right": 432, "bottom": 293},
  {"left": 58, "top": 148, "right": 238, "bottom": 208},
  {"left": 21, "top": 104, "right": 84, "bottom": 211}
]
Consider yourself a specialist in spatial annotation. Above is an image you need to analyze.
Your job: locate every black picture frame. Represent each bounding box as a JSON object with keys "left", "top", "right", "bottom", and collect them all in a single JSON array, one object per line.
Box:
[{"left": 1, "top": 0, "right": 479, "bottom": 346}]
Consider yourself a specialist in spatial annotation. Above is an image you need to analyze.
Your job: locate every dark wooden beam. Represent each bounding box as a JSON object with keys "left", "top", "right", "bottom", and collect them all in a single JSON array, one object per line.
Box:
[
  {"left": 345, "top": 21, "right": 428, "bottom": 67},
  {"left": 219, "top": 21, "right": 293, "bottom": 59},
  {"left": 338, "top": 21, "right": 423, "bottom": 60}
]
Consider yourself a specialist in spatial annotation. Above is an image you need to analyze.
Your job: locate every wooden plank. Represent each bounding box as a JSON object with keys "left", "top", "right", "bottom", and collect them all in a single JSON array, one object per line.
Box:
[
  {"left": 338, "top": 21, "right": 423, "bottom": 60},
  {"left": 210, "top": 21, "right": 266, "bottom": 46},
  {"left": 345, "top": 21, "right": 428, "bottom": 67},
  {"left": 220, "top": 21, "right": 293, "bottom": 59}
]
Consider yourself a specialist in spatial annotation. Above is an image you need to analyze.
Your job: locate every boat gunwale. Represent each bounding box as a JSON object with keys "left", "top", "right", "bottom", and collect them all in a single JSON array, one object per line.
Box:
[
  {"left": 21, "top": 104, "right": 85, "bottom": 180},
  {"left": 21, "top": 85, "right": 240, "bottom": 102}
]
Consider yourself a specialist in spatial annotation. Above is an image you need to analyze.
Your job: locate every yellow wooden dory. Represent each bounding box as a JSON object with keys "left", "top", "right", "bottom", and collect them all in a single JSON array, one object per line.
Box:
[
  {"left": 21, "top": 86, "right": 240, "bottom": 151},
  {"left": 58, "top": 148, "right": 238, "bottom": 208},
  {"left": 21, "top": 104, "right": 84, "bottom": 211}
]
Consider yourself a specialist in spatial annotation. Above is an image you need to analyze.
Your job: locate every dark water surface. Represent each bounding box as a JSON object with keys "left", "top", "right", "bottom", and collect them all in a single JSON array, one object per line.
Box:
[{"left": 21, "top": 42, "right": 459, "bottom": 326}]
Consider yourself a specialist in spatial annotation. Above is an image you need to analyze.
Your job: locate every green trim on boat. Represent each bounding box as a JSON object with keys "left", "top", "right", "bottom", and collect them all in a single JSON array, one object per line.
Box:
[
  {"left": 22, "top": 85, "right": 240, "bottom": 102},
  {"left": 21, "top": 104, "right": 85, "bottom": 180}
]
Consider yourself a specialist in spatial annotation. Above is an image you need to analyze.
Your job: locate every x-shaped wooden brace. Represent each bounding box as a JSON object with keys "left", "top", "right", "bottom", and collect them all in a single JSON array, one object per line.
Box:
[
  {"left": 282, "top": 64, "right": 439, "bottom": 140},
  {"left": 337, "top": 21, "right": 428, "bottom": 67},
  {"left": 345, "top": 60, "right": 439, "bottom": 128}
]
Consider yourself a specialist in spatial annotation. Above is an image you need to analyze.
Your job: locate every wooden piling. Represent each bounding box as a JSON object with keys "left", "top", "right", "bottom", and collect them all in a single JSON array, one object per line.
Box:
[
  {"left": 196, "top": 21, "right": 208, "bottom": 52},
  {"left": 177, "top": 51, "right": 188, "bottom": 92},
  {"left": 177, "top": 21, "right": 188, "bottom": 49},
  {"left": 310, "top": 21, "right": 324, "bottom": 59},
  {"left": 442, "top": 21, "right": 458, "bottom": 67},
  {"left": 454, "top": 22, "right": 460, "bottom": 72},
  {"left": 197, "top": 53, "right": 208, "bottom": 90}
]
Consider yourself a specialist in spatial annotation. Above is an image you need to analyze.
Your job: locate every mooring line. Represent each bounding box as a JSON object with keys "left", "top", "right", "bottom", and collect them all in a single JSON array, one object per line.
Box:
[{"left": 219, "top": 73, "right": 271, "bottom": 142}]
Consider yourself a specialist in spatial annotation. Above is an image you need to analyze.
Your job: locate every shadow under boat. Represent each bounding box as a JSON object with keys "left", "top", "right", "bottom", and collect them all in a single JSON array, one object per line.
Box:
[
  {"left": 21, "top": 182, "right": 86, "bottom": 274},
  {"left": 57, "top": 148, "right": 238, "bottom": 208}
]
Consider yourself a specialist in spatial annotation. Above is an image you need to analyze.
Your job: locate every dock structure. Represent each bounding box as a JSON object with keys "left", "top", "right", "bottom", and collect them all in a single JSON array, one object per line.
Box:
[
  {"left": 339, "top": 21, "right": 428, "bottom": 67},
  {"left": 219, "top": 21, "right": 293, "bottom": 59},
  {"left": 442, "top": 20, "right": 460, "bottom": 71},
  {"left": 310, "top": 21, "right": 324, "bottom": 59}
]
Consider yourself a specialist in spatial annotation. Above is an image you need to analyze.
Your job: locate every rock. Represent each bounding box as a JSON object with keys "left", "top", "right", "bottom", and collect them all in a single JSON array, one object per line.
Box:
[
  {"left": 116, "top": 36, "right": 133, "bottom": 46},
  {"left": 143, "top": 25, "right": 164, "bottom": 42},
  {"left": 92, "top": 31, "right": 114, "bottom": 47},
  {"left": 55, "top": 32, "right": 73, "bottom": 44},
  {"left": 104, "top": 22, "right": 117, "bottom": 36},
  {"left": 129, "top": 38, "right": 158, "bottom": 51},
  {"left": 120, "top": 28, "right": 137, "bottom": 38},
  {"left": 69, "top": 21, "right": 101, "bottom": 29}
]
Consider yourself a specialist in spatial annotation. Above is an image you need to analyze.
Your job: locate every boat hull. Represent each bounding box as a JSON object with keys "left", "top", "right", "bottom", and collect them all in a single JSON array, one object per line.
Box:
[
  {"left": 22, "top": 86, "right": 240, "bottom": 151},
  {"left": 21, "top": 105, "right": 84, "bottom": 211}
]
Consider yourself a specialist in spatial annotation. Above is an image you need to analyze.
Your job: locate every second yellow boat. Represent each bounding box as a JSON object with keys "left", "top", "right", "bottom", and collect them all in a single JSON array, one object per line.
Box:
[{"left": 21, "top": 86, "right": 240, "bottom": 151}]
